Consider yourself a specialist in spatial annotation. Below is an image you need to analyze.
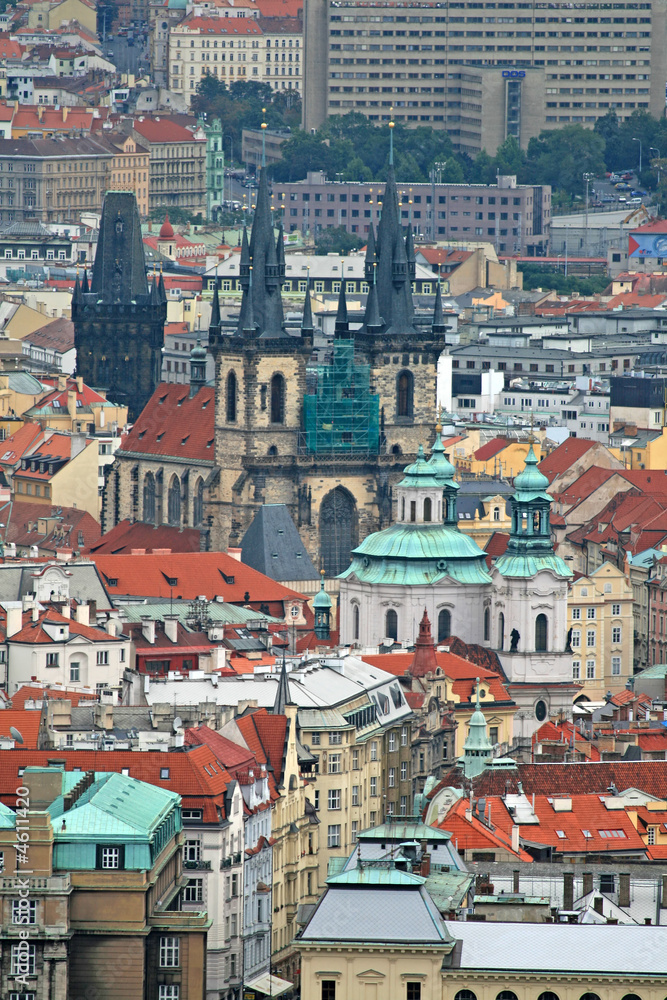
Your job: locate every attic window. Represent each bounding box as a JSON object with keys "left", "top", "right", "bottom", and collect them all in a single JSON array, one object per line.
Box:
[
  {"left": 201, "top": 399, "right": 210, "bottom": 409},
  {"left": 159, "top": 394, "right": 169, "bottom": 404},
  {"left": 157, "top": 433, "right": 165, "bottom": 442},
  {"left": 166, "top": 577, "right": 178, "bottom": 587},
  {"left": 582, "top": 829, "right": 592, "bottom": 838},
  {"left": 138, "top": 430, "right": 146, "bottom": 439},
  {"left": 555, "top": 830, "right": 567, "bottom": 839},
  {"left": 181, "top": 435, "right": 190, "bottom": 446},
  {"left": 207, "top": 439, "right": 214, "bottom": 448},
  {"left": 121, "top": 767, "right": 130, "bottom": 776},
  {"left": 160, "top": 768, "right": 170, "bottom": 779},
  {"left": 220, "top": 571, "right": 235, "bottom": 585},
  {"left": 107, "top": 577, "right": 118, "bottom": 587}
]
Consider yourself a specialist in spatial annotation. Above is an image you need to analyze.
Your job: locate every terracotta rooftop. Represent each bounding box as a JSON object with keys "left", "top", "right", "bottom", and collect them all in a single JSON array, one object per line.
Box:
[
  {"left": 120, "top": 383, "right": 215, "bottom": 463},
  {"left": 474, "top": 438, "right": 511, "bottom": 462},
  {"left": 538, "top": 438, "right": 597, "bottom": 483},
  {"left": 86, "top": 519, "right": 201, "bottom": 555}
]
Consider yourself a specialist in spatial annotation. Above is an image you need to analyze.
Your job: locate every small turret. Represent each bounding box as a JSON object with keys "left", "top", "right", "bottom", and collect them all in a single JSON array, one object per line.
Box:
[
  {"left": 461, "top": 678, "right": 493, "bottom": 779},
  {"left": 81, "top": 267, "right": 89, "bottom": 294},
  {"left": 363, "top": 277, "right": 383, "bottom": 333},
  {"left": 432, "top": 278, "right": 447, "bottom": 337},
  {"left": 276, "top": 222, "right": 286, "bottom": 283},
  {"left": 364, "top": 224, "right": 376, "bottom": 284},
  {"left": 405, "top": 224, "right": 416, "bottom": 282},
  {"left": 301, "top": 278, "right": 314, "bottom": 338},
  {"left": 239, "top": 226, "right": 250, "bottom": 291},
  {"left": 189, "top": 339, "right": 207, "bottom": 398},
  {"left": 392, "top": 227, "right": 408, "bottom": 286},
  {"left": 313, "top": 570, "right": 332, "bottom": 640},
  {"left": 334, "top": 274, "right": 349, "bottom": 336}
]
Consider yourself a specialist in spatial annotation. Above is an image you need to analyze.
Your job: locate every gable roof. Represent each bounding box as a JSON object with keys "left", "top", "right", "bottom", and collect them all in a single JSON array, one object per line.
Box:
[
  {"left": 240, "top": 504, "right": 319, "bottom": 581},
  {"left": 86, "top": 519, "right": 200, "bottom": 555},
  {"left": 236, "top": 707, "right": 288, "bottom": 787},
  {"left": 538, "top": 438, "right": 597, "bottom": 483},
  {"left": 88, "top": 551, "right": 302, "bottom": 604},
  {"left": 474, "top": 438, "right": 511, "bottom": 462},
  {"left": 132, "top": 117, "right": 204, "bottom": 144},
  {"left": 0, "top": 709, "right": 41, "bottom": 747},
  {"left": 119, "top": 383, "right": 215, "bottom": 463}
]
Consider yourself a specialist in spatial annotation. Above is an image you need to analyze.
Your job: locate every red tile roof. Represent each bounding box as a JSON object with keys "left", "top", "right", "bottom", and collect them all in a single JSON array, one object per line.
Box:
[
  {"left": 88, "top": 551, "right": 302, "bottom": 605},
  {"left": 360, "top": 649, "right": 512, "bottom": 703},
  {"left": 554, "top": 466, "right": 618, "bottom": 505},
  {"left": 474, "top": 438, "right": 510, "bottom": 462},
  {"left": 120, "top": 383, "right": 215, "bottom": 462},
  {"left": 185, "top": 722, "right": 257, "bottom": 771},
  {"left": 15, "top": 434, "right": 92, "bottom": 481},
  {"left": 11, "top": 684, "right": 96, "bottom": 708},
  {"left": 86, "top": 519, "right": 200, "bottom": 555},
  {"left": 437, "top": 797, "right": 533, "bottom": 860},
  {"left": 538, "top": 438, "right": 596, "bottom": 483},
  {"left": 532, "top": 719, "right": 601, "bottom": 761},
  {"left": 236, "top": 708, "right": 288, "bottom": 787},
  {"left": 469, "top": 761, "right": 667, "bottom": 797},
  {"left": 7, "top": 608, "right": 123, "bottom": 646},
  {"left": 132, "top": 118, "right": 205, "bottom": 144},
  {"left": 0, "top": 709, "right": 41, "bottom": 748},
  {"left": 6, "top": 502, "right": 100, "bottom": 554},
  {"left": 179, "top": 15, "right": 263, "bottom": 32},
  {"left": 0, "top": 422, "right": 44, "bottom": 471}
]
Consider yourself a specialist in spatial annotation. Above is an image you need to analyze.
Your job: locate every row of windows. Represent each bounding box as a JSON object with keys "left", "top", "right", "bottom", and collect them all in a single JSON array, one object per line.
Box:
[
  {"left": 570, "top": 627, "right": 623, "bottom": 646},
  {"left": 572, "top": 656, "right": 622, "bottom": 679},
  {"left": 571, "top": 604, "right": 622, "bottom": 618}
]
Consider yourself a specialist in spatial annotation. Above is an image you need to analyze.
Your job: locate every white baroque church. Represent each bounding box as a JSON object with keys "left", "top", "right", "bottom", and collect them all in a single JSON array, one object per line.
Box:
[{"left": 339, "top": 429, "right": 578, "bottom": 735}]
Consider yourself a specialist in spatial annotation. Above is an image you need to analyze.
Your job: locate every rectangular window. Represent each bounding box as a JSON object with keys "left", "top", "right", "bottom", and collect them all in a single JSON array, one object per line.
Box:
[
  {"left": 370, "top": 741, "right": 378, "bottom": 761},
  {"left": 571, "top": 629, "right": 581, "bottom": 647},
  {"left": 97, "top": 650, "right": 109, "bottom": 665},
  {"left": 586, "top": 629, "right": 596, "bottom": 647},
  {"left": 571, "top": 608, "right": 581, "bottom": 620},
  {"left": 159, "top": 937, "right": 180, "bottom": 968},
  {"left": 388, "top": 732, "right": 396, "bottom": 752},
  {"left": 400, "top": 795, "right": 407, "bottom": 815},
  {"left": 586, "top": 660, "right": 595, "bottom": 679},
  {"left": 69, "top": 661, "right": 80, "bottom": 682},
  {"left": 311, "top": 732, "right": 321, "bottom": 745},
  {"left": 328, "top": 789, "right": 341, "bottom": 810},
  {"left": 611, "top": 656, "right": 621, "bottom": 675},
  {"left": 401, "top": 761, "right": 408, "bottom": 781},
  {"left": 648, "top": 826, "right": 656, "bottom": 845},
  {"left": 327, "top": 824, "right": 341, "bottom": 848},
  {"left": 328, "top": 753, "right": 341, "bottom": 774},
  {"left": 352, "top": 749, "right": 359, "bottom": 769},
  {"left": 370, "top": 776, "right": 377, "bottom": 796},
  {"left": 352, "top": 785, "right": 359, "bottom": 806},
  {"left": 572, "top": 660, "right": 580, "bottom": 679},
  {"left": 612, "top": 603, "right": 621, "bottom": 616},
  {"left": 314, "top": 790, "right": 319, "bottom": 810},
  {"left": 184, "top": 840, "right": 201, "bottom": 862},
  {"left": 329, "top": 731, "right": 342, "bottom": 745},
  {"left": 159, "top": 988, "right": 180, "bottom": 1000},
  {"left": 11, "top": 943, "right": 35, "bottom": 975},
  {"left": 407, "top": 984, "right": 422, "bottom": 1000},
  {"left": 587, "top": 607, "right": 596, "bottom": 619},
  {"left": 183, "top": 878, "right": 203, "bottom": 902},
  {"left": 322, "top": 983, "right": 336, "bottom": 1000},
  {"left": 351, "top": 820, "right": 358, "bottom": 843},
  {"left": 388, "top": 767, "right": 395, "bottom": 787},
  {"left": 46, "top": 652, "right": 59, "bottom": 667},
  {"left": 12, "top": 899, "right": 36, "bottom": 924},
  {"left": 401, "top": 725, "right": 408, "bottom": 746},
  {"left": 612, "top": 626, "right": 622, "bottom": 644},
  {"left": 99, "top": 846, "right": 121, "bottom": 869},
  {"left": 231, "top": 873, "right": 238, "bottom": 896}
]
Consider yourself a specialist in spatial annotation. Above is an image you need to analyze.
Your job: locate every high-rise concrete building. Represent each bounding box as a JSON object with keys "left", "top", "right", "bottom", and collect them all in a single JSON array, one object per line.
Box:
[{"left": 303, "top": 0, "right": 667, "bottom": 154}]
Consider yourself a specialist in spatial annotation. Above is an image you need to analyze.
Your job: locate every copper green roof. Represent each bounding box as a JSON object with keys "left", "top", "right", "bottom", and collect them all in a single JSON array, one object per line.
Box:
[
  {"left": 512, "top": 443, "right": 552, "bottom": 501},
  {"left": 429, "top": 431, "right": 457, "bottom": 486},
  {"left": 339, "top": 522, "right": 492, "bottom": 585},
  {"left": 494, "top": 551, "right": 573, "bottom": 578},
  {"left": 328, "top": 865, "right": 426, "bottom": 887}
]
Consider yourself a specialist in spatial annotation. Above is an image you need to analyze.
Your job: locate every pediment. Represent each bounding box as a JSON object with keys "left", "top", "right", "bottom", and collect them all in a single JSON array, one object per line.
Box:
[{"left": 357, "top": 969, "right": 386, "bottom": 982}]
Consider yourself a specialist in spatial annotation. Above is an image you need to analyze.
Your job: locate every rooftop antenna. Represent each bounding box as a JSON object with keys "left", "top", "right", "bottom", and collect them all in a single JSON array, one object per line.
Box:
[{"left": 388, "top": 105, "right": 394, "bottom": 166}]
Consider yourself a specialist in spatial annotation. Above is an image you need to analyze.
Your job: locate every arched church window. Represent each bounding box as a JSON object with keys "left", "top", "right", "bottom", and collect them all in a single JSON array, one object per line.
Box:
[
  {"left": 534, "top": 510, "right": 541, "bottom": 532},
  {"left": 423, "top": 497, "right": 432, "bottom": 522},
  {"left": 386, "top": 609, "right": 398, "bottom": 641},
  {"left": 143, "top": 472, "right": 156, "bottom": 524},
  {"left": 410, "top": 500, "right": 416, "bottom": 522},
  {"left": 499, "top": 612, "right": 505, "bottom": 650},
  {"left": 484, "top": 607, "right": 490, "bottom": 642},
  {"left": 401, "top": 497, "right": 406, "bottom": 520},
  {"left": 270, "top": 373, "right": 285, "bottom": 424},
  {"left": 493, "top": 506, "right": 500, "bottom": 521},
  {"left": 438, "top": 609, "right": 451, "bottom": 642},
  {"left": 193, "top": 477, "right": 204, "bottom": 527},
  {"left": 535, "top": 613, "right": 548, "bottom": 652},
  {"left": 319, "top": 486, "right": 357, "bottom": 577},
  {"left": 455, "top": 991, "right": 477, "bottom": 1000},
  {"left": 167, "top": 475, "right": 181, "bottom": 526},
  {"left": 396, "top": 370, "right": 413, "bottom": 417},
  {"left": 353, "top": 604, "right": 360, "bottom": 641},
  {"left": 226, "top": 370, "right": 237, "bottom": 422}
]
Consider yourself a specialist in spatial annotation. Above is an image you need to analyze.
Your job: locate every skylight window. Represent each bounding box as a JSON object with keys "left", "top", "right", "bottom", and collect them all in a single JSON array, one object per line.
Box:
[
  {"left": 582, "top": 829, "right": 592, "bottom": 838},
  {"left": 555, "top": 830, "right": 567, "bottom": 839}
]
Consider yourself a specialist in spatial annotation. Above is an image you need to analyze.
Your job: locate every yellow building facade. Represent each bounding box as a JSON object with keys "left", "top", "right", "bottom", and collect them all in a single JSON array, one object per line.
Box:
[{"left": 568, "top": 561, "right": 634, "bottom": 701}]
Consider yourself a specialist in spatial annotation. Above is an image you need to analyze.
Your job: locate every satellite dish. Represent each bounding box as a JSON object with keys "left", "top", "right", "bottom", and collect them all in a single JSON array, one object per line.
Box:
[
  {"left": 10, "top": 727, "right": 23, "bottom": 744},
  {"left": 173, "top": 717, "right": 183, "bottom": 733}
]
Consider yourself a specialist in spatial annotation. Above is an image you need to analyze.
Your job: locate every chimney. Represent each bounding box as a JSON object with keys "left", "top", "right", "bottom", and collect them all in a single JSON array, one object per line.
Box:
[
  {"left": 70, "top": 433, "right": 87, "bottom": 460},
  {"left": 75, "top": 602, "right": 89, "bottom": 626},
  {"left": 63, "top": 106, "right": 68, "bottom": 122},
  {"left": 163, "top": 615, "right": 178, "bottom": 643},
  {"left": 61, "top": 602, "right": 71, "bottom": 619},
  {"left": 593, "top": 896, "right": 604, "bottom": 915},
  {"left": 512, "top": 869, "right": 520, "bottom": 894},
  {"left": 32, "top": 605, "right": 39, "bottom": 623},
  {"left": 583, "top": 872, "right": 593, "bottom": 896},
  {"left": 661, "top": 874, "right": 667, "bottom": 909},
  {"left": 140, "top": 616, "right": 156, "bottom": 644},
  {"left": 76, "top": 376, "right": 83, "bottom": 392},
  {"left": 5, "top": 602, "right": 23, "bottom": 637},
  {"left": 58, "top": 374, "right": 67, "bottom": 391},
  {"left": 88, "top": 599, "right": 97, "bottom": 622},
  {"left": 563, "top": 872, "right": 574, "bottom": 911},
  {"left": 67, "top": 390, "right": 77, "bottom": 420},
  {"left": 23, "top": 766, "right": 64, "bottom": 810},
  {"left": 511, "top": 825, "right": 520, "bottom": 854},
  {"left": 93, "top": 703, "right": 113, "bottom": 731},
  {"left": 420, "top": 852, "right": 431, "bottom": 877},
  {"left": 227, "top": 547, "right": 242, "bottom": 562},
  {"left": 619, "top": 872, "right": 631, "bottom": 908}
]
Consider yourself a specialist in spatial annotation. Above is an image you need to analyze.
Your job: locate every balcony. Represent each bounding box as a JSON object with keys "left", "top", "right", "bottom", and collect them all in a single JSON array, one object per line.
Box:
[
  {"left": 184, "top": 860, "right": 212, "bottom": 871},
  {"left": 149, "top": 908, "right": 211, "bottom": 931}
]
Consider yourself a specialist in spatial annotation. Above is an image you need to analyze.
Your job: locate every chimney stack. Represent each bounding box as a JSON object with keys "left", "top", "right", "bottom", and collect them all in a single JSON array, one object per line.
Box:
[
  {"left": 593, "top": 896, "right": 604, "bottom": 915},
  {"left": 512, "top": 869, "right": 520, "bottom": 894},
  {"left": 563, "top": 872, "right": 574, "bottom": 911},
  {"left": 140, "top": 616, "right": 156, "bottom": 644},
  {"left": 163, "top": 615, "right": 179, "bottom": 643},
  {"left": 583, "top": 872, "right": 593, "bottom": 897},
  {"left": 619, "top": 872, "right": 631, "bottom": 909},
  {"left": 75, "top": 603, "right": 89, "bottom": 626},
  {"left": 5, "top": 602, "right": 22, "bottom": 637}
]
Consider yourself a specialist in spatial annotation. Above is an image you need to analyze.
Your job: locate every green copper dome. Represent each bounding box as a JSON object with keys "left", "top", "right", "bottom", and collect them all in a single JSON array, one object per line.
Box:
[
  {"left": 398, "top": 444, "right": 445, "bottom": 489},
  {"left": 512, "top": 442, "right": 551, "bottom": 499},
  {"left": 429, "top": 431, "right": 457, "bottom": 486},
  {"left": 313, "top": 574, "right": 332, "bottom": 609}
]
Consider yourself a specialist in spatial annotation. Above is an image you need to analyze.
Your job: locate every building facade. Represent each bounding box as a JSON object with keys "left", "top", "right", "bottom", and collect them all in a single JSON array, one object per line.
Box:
[
  {"left": 568, "top": 562, "right": 634, "bottom": 700},
  {"left": 303, "top": 0, "right": 667, "bottom": 154}
]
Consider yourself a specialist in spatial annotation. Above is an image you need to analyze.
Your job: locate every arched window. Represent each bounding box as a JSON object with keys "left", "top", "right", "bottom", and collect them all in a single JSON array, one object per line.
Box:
[
  {"left": 499, "top": 611, "right": 505, "bottom": 651},
  {"left": 497, "top": 993, "right": 518, "bottom": 1000},
  {"left": 319, "top": 486, "right": 358, "bottom": 577},
  {"left": 396, "top": 369, "right": 414, "bottom": 417},
  {"left": 143, "top": 472, "right": 156, "bottom": 524},
  {"left": 423, "top": 497, "right": 432, "bottom": 522},
  {"left": 484, "top": 607, "right": 490, "bottom": 642},
  {"left": 193, "top": 477, "right": 204, "bottom": 527},
  {"left": 537, "top": 993, "right": 560, "bottom": 1000},
  {"left": 226, "top": 370, "right": 237, "bottom": 422},
  {"left": 620, "top": 995, "right": 642, "bottom": 1000},
  {"left": 438, "top": 609, "right": 451, "bottom": 642},
  {"left": 270, "top": 373, "right": 285, "bottom": 423},
  {"left": 167, "top": 475, "right": 181, "bottom": 526},
  {"left": 410, "top": 500, "right": 416, "bottom": 522},
  {"left": 455, "top": 992, "right": 477, "bottom": 1000},
  {"left": 535, "top": 613, "right": 548, "bottom": 652},
  {"left": 493, "top": 505, "right": 500, "bottom": 521},
  {"left": 353, "top": 604, "right": 360, "bottom": 641},
  {"left": 385, "top": 609, "right": 398, "bottom": 641},
  {"left": 580, "top": 994, "right": 601, "bottom": 1000}
]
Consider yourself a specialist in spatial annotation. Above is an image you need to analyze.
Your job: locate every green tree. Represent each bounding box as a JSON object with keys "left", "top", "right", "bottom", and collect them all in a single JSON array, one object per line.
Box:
[
  {"left": 314, "top": 227, "right": 364, "bottom": 255},
  {"left": 270, "top": 130, "right": 334, "bottom": 182},
  {"left": 524, "top": 125, "right": 606, "bottom": 196},
  {"left": 495, "top": 136, "right": 525, "bottom": 178}
]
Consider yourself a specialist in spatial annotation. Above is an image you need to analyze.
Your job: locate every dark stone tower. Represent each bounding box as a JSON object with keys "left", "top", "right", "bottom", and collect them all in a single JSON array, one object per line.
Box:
[{"left": 72, "top": 191, "right": 167, "bottom": 420}]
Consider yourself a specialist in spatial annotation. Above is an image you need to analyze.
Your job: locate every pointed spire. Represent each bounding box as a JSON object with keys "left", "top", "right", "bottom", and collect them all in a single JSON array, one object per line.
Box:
[
  {"left": 405, "top": 223, "right": 416, "bottom": 281},
  {"left": 210, "top": 281, "right": 220, "bottom": 328},
  {"left": 392, "top": 224, "right": 408, "bottom": 286},
  {"left": 313, "top": 569, "right": 332, "bottom": 640},
  {"left": 273, "top": 653, "right": 291, "bottom": 714},
  {"left": 243, "top": 266, "right": 256, "bottom": 336},
  {"left": 301, "top": 277, "right": 314, "bottom": 335},
  {"left": 388, "top": 106, "right": 395, "bottom": 166},
  {"left": 239, "top": 226, "right": 250, "bottom": 291},
  {"left": 81, "top": 267, "right": 89, "bottom": 295},
  {"left": 73, "top": 273, "right": 82, "bottom": 306},
  {"left": 335, "top": 270, "right": 348, "bottom": 335},
  {"left": 364, "top": 224, "right": 376, "bottom": 284},
  {"left": 409, "top": 609, "right": 438, "bottom": 677},
  {"left": 158, "top": 267, "right": 166, "bottom": 304},
  {"left": 432, "top": 278, "right": 446, "bottom": 336},
  {"left": 150, "top": 275, "right": 160, "bottom": 306},
  {"left": 276, "top": 220, "right": 286, "bottom": 282},
  {"left": 363, "top": 276, "right": 383, "bottom": 331}
]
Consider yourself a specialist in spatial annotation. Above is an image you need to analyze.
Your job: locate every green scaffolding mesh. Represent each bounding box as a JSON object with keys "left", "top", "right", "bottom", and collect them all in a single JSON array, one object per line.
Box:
[{"left": 303, "top": 333, "right": 380, "bottom": 454}]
